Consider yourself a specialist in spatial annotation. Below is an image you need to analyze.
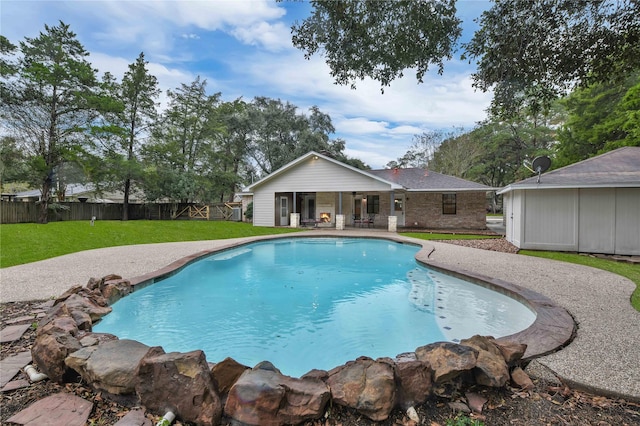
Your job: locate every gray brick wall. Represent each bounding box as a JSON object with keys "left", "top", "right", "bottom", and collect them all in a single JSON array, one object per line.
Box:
[{"left": 404, "top": 192, "right": 486, "bottom": 229}]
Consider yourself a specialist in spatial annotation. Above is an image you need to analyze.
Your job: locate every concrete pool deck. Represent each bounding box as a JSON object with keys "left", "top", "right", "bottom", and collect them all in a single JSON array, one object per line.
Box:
[{"left": 1, "top": 229, "right": 638, "bottom": 402}]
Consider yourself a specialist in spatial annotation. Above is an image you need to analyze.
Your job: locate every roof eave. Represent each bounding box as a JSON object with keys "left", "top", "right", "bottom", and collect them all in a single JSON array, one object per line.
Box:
[
  {"left": 406, "top": 188, "right": 496, "bottom": 192},
  {"left": 498, "top": 182, "right": 640, "bottom": 194}
]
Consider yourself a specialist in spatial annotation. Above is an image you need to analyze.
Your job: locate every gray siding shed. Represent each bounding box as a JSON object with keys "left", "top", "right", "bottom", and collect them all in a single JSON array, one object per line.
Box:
[{"left": 500, "top": 147, "right": 640, "bottom": 256}]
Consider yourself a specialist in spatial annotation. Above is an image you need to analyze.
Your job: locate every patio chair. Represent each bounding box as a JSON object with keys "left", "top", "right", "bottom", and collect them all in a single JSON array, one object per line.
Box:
[{"left": 363, "top": 213, "right": 375, "bottom": 228}]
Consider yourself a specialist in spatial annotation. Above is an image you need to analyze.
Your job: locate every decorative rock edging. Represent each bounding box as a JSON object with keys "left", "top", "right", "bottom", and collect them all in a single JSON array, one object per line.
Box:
[
  {"left": 30, "top": 235, "right": 576, "bottom": 425},
  {"left": 31, "top": 272, "right": 570, "bottom": 425}
]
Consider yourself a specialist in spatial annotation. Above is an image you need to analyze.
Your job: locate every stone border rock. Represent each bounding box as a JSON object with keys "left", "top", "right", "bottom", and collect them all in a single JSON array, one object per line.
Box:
[{"left": 30, "top": 234, "right": 576, "bottom": 425}]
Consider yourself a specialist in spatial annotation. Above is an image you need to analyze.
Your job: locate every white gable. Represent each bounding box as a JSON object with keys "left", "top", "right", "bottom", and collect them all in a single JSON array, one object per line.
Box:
[{"left": 253, "top": 155, "right": 395, "bottom": 192}]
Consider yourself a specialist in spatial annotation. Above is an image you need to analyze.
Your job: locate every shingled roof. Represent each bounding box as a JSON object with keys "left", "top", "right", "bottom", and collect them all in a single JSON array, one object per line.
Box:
[
  {"left": 499, "top": 146, "right": 640, "bottom": 194},
  {"left": 368, "top": 168, "right": 493, "bottom": 192}
]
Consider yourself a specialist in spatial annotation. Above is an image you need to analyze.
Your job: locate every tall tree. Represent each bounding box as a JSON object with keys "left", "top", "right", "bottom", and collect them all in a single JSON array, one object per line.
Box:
[
  {"left": 247, "top": 97, "right": 304, "bottom": 175},
  {"left": 207, "top": 98, "right": 252, "bottom": 202},
  {"left": 464, "top": 0, "right": 640, "bottom": 118},
  {"left": 291, "top": 1, "right": 639, "bottom": 116},
  {"left": 120, "top": 53, "right": 159, "bottom": 219},
  {"left": 556, "top": 73, "right": 640, "bottom": 166},
  {"left": 386, "top": 130, "right": 454, "bottom": 169},
  {"left": 0, "top": 35, "right": 18, "bottom": 81},
  {"left": 98, "top": 53, "right": 159, "bottom": 220},
  {"left": 246, "top": 98, "right": 345, "bottom": 176},
  {"left": 295, "top": 106, "right": 340, "bottom": 156},
  {"left": 0, "top": 136, "right": 30, "bottom": 188},
  {"left": 0, "top": 22, "right": 102, "bottom": 223},
  {"left": 142, "top": 77, "right": 220, "bottom": 203},
  {"left": 429, "top": 131, "right": 483, "bottom": 179},
  {"left": 291, "top": 0, "right": 461, "bottom": 90},
  {"left": 464, "top": 117, "right": 556, "bottom": 188}
]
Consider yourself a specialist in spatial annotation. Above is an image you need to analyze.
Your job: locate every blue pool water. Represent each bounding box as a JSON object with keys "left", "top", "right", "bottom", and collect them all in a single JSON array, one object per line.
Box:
[{"left": 93, "top": 238, "right": 536, "bottom": 377}]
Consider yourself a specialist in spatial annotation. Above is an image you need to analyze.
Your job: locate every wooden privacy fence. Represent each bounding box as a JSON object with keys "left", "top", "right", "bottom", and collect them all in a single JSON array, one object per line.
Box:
[
  {"left": 172, "top": 205, "right": 210, "bottom": 220},
  {"left": 0, "top": 201, "right": 243, "bottom": 224}
]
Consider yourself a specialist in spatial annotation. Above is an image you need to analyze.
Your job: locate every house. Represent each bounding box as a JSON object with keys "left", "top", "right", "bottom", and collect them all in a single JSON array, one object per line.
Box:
[
  {"left": 498, "top": 147, "right": 640, "bottom": 255},
  {"left": 242, "top": 151, "right": 493, "bottom": 230},
  {"left": 11, "top": 183, "right": 140, "bottom": 204}
]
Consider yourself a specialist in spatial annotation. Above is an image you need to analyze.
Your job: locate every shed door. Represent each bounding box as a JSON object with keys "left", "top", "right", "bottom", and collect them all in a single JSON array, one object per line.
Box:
[
  {"left": 579, "top": 189, "right": 615, "bottom": 254},
  {"left": 508, "top": 192, "right": 521, "bottom": 247},
  {"left": 279, "top": 196, "right": 289, "bottom": 226}
]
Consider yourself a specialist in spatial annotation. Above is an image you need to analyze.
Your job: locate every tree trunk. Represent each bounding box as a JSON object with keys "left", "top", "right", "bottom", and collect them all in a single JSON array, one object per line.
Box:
[
  {"left": 122, "top": 178, "right": 130, "bottom": 221},
  {"left": 38, "top": 179, "right": 51, "bottom": 224}
]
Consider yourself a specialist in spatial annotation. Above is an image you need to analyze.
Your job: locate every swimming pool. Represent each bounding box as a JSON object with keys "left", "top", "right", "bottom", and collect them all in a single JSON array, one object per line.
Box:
[{"left": 93, "top": 237, "right": 536, "bottom": 377}]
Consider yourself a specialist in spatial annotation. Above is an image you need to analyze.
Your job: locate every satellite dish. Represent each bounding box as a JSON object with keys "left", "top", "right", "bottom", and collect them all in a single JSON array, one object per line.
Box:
[{"left": 531, "top": 155, "right": 551, "bottom": 183}]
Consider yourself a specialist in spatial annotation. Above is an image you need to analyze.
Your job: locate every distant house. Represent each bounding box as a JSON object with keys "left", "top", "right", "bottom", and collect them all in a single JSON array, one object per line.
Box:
[
  {"left": 242, "top": 151, "right": 493, "bottom": 230},
  {"left": 499, "top": 147, "right": 640, "bottom": 255},
  {"left": 11, "top": 183, "right": 140, "bottom": 204}
]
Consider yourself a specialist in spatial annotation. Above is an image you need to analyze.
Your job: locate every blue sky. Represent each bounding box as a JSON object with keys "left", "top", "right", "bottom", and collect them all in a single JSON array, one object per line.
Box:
[{"left": 1, "top": 0, "right": 492, "bottom": 169}]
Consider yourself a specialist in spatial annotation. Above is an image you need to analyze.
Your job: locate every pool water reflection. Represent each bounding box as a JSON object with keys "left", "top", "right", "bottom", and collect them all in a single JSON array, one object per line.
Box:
[{"left": 94, "top": 238, "right": 536, "bottom": 377}]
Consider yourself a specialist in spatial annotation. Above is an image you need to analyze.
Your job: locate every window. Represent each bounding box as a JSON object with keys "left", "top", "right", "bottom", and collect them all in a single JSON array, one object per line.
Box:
[
  {"left": 442, "top": 194, "right": 456, "bottom": 215},
  {"left": 366, "top": 195, "right": 379, "bottom": 214}
]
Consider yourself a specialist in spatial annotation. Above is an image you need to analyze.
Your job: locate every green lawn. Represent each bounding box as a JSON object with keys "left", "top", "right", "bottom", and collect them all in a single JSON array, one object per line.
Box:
[{"left": 0, "top": 221, "right": 300, "bottom": 268}]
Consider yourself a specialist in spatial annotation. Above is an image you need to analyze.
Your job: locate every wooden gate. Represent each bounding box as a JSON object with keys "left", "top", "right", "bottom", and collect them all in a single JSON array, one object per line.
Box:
[{"left": 172, "top": 205, "right": 210, "bottom": 220}]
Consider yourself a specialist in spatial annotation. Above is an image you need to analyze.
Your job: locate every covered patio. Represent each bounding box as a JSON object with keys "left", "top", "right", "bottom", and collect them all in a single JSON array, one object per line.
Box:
[{"left": 243, "top": 151, "right": 492, "bottom": 231}]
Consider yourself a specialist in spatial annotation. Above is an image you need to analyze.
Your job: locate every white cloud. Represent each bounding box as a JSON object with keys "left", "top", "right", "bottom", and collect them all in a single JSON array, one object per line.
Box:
[
  {"left": 230, "top": 21, "right": 293, "bottom": 52},
  {"left": 90, "top": 1, "right": 288, "bottom": 59},
  {"left": 333, "top": 117, "right": 391, "bottom": 135},
  {"left": 232, "top": 50, "right": 490, "bottom": 126},
  {"left": 386, "top": 125, "right": 426, "bottom": 137},
  {"left": 2, "top": 0, "right": 492, "bottom": 170},
  {"left": 168, "top": 1, "right": 285, "bottom": 29},
  {"left": 224, "top": 50, "right": 490, "bottom": 167}
]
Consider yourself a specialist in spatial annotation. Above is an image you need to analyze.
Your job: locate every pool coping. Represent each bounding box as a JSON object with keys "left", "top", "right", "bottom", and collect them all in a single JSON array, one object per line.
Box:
[
  {"left": 126, "top": 232, "right": 576, "bottom": 362},
  {"left": 4, "top": 229, "right": 636, "bottom": 401}
]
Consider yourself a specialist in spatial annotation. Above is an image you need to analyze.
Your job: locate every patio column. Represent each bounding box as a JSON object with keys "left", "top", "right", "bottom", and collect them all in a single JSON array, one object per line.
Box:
[
  {"left": 292, "top": 191, "right": 297, "bottom": 213},
  {"left": 390, "top": 191, "right": 395, "bottom": 216},
  {"left": 388, "top": 215, "right": 397, "bottom": 232},
  {"left": 290, "top": 212, "right": 300, "bottom": 228}
]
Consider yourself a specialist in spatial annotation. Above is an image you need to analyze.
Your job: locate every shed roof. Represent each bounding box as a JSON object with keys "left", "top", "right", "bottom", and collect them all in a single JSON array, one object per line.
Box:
[
  {"left": 498, "top": 147, "right": 640, "bottom": 194},
  {"left": 368, "top": 168, "right": 494, "bottom": 192}
]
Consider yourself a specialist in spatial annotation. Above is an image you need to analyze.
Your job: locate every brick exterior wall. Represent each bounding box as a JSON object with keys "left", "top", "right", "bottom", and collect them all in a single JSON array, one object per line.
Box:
[
  {"left": 353, "top": 191, "right": 485, "bottom": 230},
  {"left": 403, "top": 192, "right": 486, "bottom": 229}
]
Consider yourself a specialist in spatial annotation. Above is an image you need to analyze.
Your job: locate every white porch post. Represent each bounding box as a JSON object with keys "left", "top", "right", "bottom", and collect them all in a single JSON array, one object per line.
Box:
[
  {"left": 290, "top": 213, "right": 300, "bottom": 228},
  {"left": 390, "top": 191, "right": 395, "bottom": 216},
  {"left": 388, "top": 215, "right": 397, "bottom": 232}
]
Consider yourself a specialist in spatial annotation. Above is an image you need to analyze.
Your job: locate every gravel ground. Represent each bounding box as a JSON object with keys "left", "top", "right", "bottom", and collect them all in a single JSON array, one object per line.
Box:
[{"left": 434, "top": 237, "right": 520, "bottom": 253}]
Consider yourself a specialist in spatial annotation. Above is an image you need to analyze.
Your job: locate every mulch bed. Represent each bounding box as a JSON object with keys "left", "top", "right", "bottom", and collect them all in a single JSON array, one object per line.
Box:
[{"left": 2, "top": 239, "right": 639, "bottom": 425}]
